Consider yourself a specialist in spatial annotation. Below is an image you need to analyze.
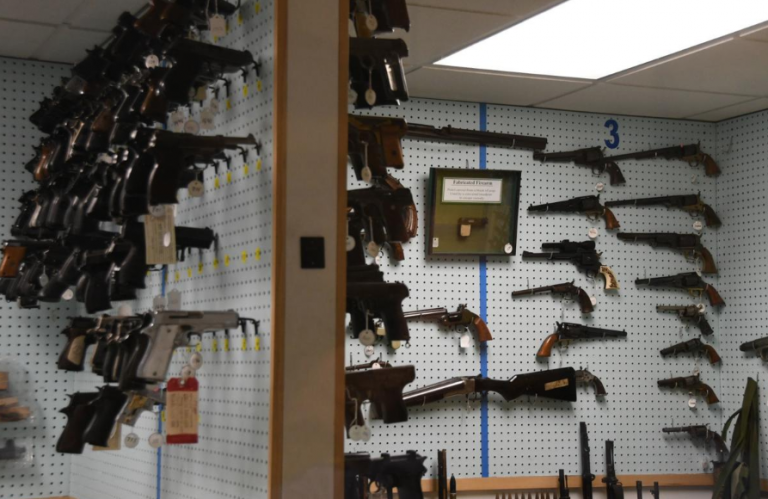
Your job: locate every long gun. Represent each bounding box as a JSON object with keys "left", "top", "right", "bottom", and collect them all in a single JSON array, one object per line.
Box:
[
  {"left": 537, "top": 322, "right": 627, "bottom": 358},
  {"left": 348, "top": 115, "right": 546, "bottom": 183},
  {"left": 604, "top": 143, "right": 720, "bottom": 177},
  {"left": 580, "top": 422, "right": 594, "bottom": 499},
  {"left": 344, "top": 451, "right": 427, "bottom": 499},
  {"left": 616, "top": 233, "right": 717, "bottom": 274},
  {"left": 347, "top": 185, "right": 418, "bottom": 261},
  {"left": 657, "top": 373, "right": 719, "bottom": 405},
  {"left": 603, "top": 440, "right": 624, "bottom": 499},
  {"left": 533, "top": 147, "right": 626, "bottom": 186},
  {"left": 559, "top": 469, "right": 571, "bottom": 499},
  {"left": 522, "top": 240, "right": 619, "bottom": 290},
  {"left": 512, "top": 280, "right": 594, "bottom": 314},
  {"left": 346, "top": 365, "right": 415, "bottom": 428},
  {"left": 636, "top": 272, "right": 724, "bottom": 307},
  {"left": 660, "top": 338, "right": 721, "bottom": 365},
  {"left": 604, "top": 194, "right": 720, "bottom": 228},
  {"left": 403, "top": 305, "right": 492, "bottom": 341},
  {"left": 739, "top": 337, "right": 768, "bottom": 360},
  {"left": 662, "top": 425, "right": 729, "bottom": 456},
  {"left": 401, "top": 367, "right": 577, "bottom": 409},
  {"left": 529, "top": 195, "right": 619, "bottom": 230},
  {"left": 349, "top": 38, "right": 409, "bottom": 109},
  {"left": 656, "top": 305, "right": 713, "bottom": 336}
]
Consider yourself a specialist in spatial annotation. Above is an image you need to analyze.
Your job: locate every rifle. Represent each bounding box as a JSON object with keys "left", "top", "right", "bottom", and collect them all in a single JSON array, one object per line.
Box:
[
  {"left": 559, "top": 469, "right": 571, "bottom": 499},
  {"left": 604, "top": 143, "right": 720, "bottom": 177},
  {"left": 636, "top": 481, "right": 643, "bottom": 499},
  {"left": 347, "top": 115, "right": 546, "bottom": 183},
  {"left": 347, "top": 184, "right": 418, "bottom": 261},
  {"left": 528, "top": 195, "right": 619, "bottom": 230},
  {"left": 536, "top": 323, "right": 627, "bottom": 358},
  {"left": 657, "top": 373, "right": 719, "bottom": 405},
  {"left": 616, "top": 233, "right": 717, "bottom": 274},
  {"left": 650, "top": 482, "right": 659, "bottom": 499},
  {"left": 662, "top": 425, "right": 729, "bottom": 456},
  {"left": 350, "top": 0, "right": 410, "bottom": 38},
  {"left": 603, "top": 440, "right": 624, "bottom": 499},
  {"left": 401, "top": 367, "right": 577, "bottom": 408},
  {"left": 349, "top": 38, "right": 409, "bottom": 108},
  {"left": 739, "top": 337, "right": 768, "bottom": 360},
  {"left": 522, "top": 240, "right": 619, "bottom": 290},
  {"left": 580, "top": 422, "right": 595, "bottom": 499},
  {"left": 403, "top": 305, "right": 492, "bottom": 341},
  {"left": 660, "top": 338, "right": 721, "bottom": 365},
  {"left": 512, "top": 281, "right": 594, "bottom": 314},
  {"left": 345, "top": 365, "right": 415, "bottom": 428},
  {"left": 575, "top": 369, "right": 607, "bottom": 396},
  {"left": 604, "top": 194, "right": 720, "bottom": 228},
  {"left": 636, "top": 272, "right": 724, "bottom": 307},
  {"left": 345, "top": 451, "right": 427, "bottom": 499},
  {"left": 656, "top": 305, "right": 713, "bottom": 336},
  {"left": 533, "top": 147, "right": 626, "bottom": 185}
]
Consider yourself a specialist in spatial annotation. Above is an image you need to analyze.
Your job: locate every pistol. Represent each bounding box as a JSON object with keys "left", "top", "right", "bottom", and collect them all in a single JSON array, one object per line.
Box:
[
  {"left": 537, "top": 322, "right": 627, "bottom": 358},
  {"left": 512, "top": 280, "right": 594, "bottom": 314},
  {"left": 660, "top": 338, "right": 721, "bottom": 365},
  {"left": 657, "top": 373, "right": 719, "bottom": 404}
]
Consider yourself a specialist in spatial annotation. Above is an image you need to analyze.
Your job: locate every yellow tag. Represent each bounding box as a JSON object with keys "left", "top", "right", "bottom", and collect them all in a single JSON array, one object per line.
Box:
[
  {"left": 241, "top": 250, "right": 248, "bottom": 263},
  {"left": 255, "top": 2, "right": 260, "bottom": 13},
  {"left": 224, "top": 254, "right": 231, "bottom": 267},
  {"left": 224, "top": 338, "right": 230, "bottom": 351},
  {"left": 237, "top": 12, "right": 243, "bottom": 25},
  {"left": 257, "top": 80, "right": 262, "bottom": 92},
  {"left": 256, "top": 158, "right": 262, "bottom": 171},
  {"left": 198, "top": 262, "right": 204, "bottom": 274},
  {"left": 241, "top": 337, "right": 248, "bottom": 351},
  {"left": 175, "top": 270, "right": 180, "bottom": 282},
  {"left": 243, "top": 164, "right": 249, "bottom": 176},
  {"left": 187, "top": 268, "right": 192, "bottom": 278},
  {"left": 198, "top": 414, "right": 201, "bottom": 423},
  {"left": 146, "top": 270, "right": 151, "bottom": 276},
  {"left": 226, "top": 99, "right": 232, "bottom": 110},
  {"left": 243, "top": 84, "right": 249, "bottom": 97},
  {"left": 186, "top": 346, "right": 191, "bottom": 353},
  {"left": 161, "top": 410, "right": 166, "bottom": 423},
  {"left": 255, "top": 336, "right": 261, "bottom": 351},
  {"left": 213, "top": 36, "right": 218, "bottom": 43},
  {"left": 226, "top": 171, "right": 232, "bottom": 184},
  {"left": 225, "top": 22, "right": 230, "bottom": 34},
  {"left": 214, "top": 177, "right": 220, "bottom": 189},
  {"left": 213, "top": 258, "right": 220, "bottom": 269},
  {"left": 212, "top": 338, "right": 218, "bottom": 352},
  {"left": 196, "top": 342, "right": 202, "bottom": 353},
  {"left": 255, "top": 247, "right": 262, "bottom": 260}
]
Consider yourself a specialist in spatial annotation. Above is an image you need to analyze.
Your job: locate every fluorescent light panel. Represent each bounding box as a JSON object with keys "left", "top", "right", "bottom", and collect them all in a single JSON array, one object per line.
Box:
[{"left": 436, "top": 0, "right": 768, "bottom": 79}]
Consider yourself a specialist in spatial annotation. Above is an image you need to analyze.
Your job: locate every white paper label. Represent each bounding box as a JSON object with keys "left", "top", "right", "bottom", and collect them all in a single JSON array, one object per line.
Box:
[
  {"left": 117, "top": 304, "right": 133, "bottom": 317},
  {"left": 345, "top": 235, "right": 355, "bottom": 252},
  {"left": 588, "top": 227, "right": 599, "bottom": 239},
  {"left": 595, "top": 182, "right": 605, "bottom": 191},
  {"left": 148, "top": 433, "right": 164, "bottom": 448},
  {"left": 144, "top": 206, "right": 177, "bottom": 265},
  {"left": 432, "top": 237, "right": 439, "bottom": 248},
  {"left": 145, "top": 54, "right": 159, "bottom": 68},
  {"left": 170, "top": 111, "right": 186, "bottom": 132},
  {"left": 442, "top": 178, "right": 503, "bottom": 204},
  {"left": 460, "top": 333, "right": 471, "bottom": 349},
  {"left": 693, "top": 220, "right": 704, "bottom": 232},
  {"left": 62, "top": 289, "right": 74, "bottom": 301},
  {"left": 209, "top": 15, "right": 226, "bottom": 37},
  {"left": 188, "top": 179, "right": 204, "bottom": 197},
  {"left": 358, "top": 329, "right": 376, "bottom": 346},
  {"left": 200, "top": 108, "right": 215, "bottom": 130},
  {"left": 167, "top": 289, "right": 182, "bottom": 310},
  {"left": 152, "top": 295, "right": 166, "bottom": 311},
  {"left": 184, "top": 119, "right": 200, "bottom": 135},
  {"left": 189, "top": 352, "right": 203, "bottom": 370},
  {"left": 209, "top": 98, "right": 220, "bottom": 114},
  {"left": 124, "top": 432, "right": 140, "bottom": 449},
  {"left": 364, "top": 345, "right": 375, "bottom": 357}
]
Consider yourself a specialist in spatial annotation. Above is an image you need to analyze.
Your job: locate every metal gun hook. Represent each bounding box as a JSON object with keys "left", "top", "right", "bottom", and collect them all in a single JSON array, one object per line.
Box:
[{"left": 239, "top": 317, "right": 260, "bottom": 335}]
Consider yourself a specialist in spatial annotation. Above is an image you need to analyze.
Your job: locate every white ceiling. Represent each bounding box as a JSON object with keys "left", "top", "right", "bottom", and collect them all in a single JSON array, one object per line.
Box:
[{"left": 0, "top": 0, "right": 767, "bottom": 122}]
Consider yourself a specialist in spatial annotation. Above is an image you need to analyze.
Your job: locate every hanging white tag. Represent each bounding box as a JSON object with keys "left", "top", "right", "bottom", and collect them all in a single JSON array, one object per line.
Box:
[
  {"left": 167, "top": 289, "right": 182, "bottom": 310},
  {"left": 200, "top": 108, "right": 216, "bottom": 130},
  {"left": 588, "top": 228, "right": 599, "bottom": 239},
  {"left": 361, "top": 166, "right": 373, "bottom": 183},
  {"left": 364, "top": 345, "right": 375, "bottom": 357},
  {"left": 345, "top": 235, "right": 356, "bottom": 252},
  {"left": 358, "top": 329, "right": 376, "bottom": 346},
  {"left": 365, "top": 14, "right": 378, "bottom": 32},
  {"left": 145, "top": 54, "right": 160, "bottom": 68},
  {"left": 365, "top": 89, "right": 377, "bottom": 106},
  {"left": 209, "top": 14, "right": 226, "bottom": 37},
  {"left": 117, "top": 304, "right": 133, "bottom": 317},
  {"left": 188, "top": 179, "right": 204, "bottom": 197},
  {"left": 189, "top": 352, "right": 204, "bottom": 371},
  {"left": 170, "top": 110, "right": 186, "bottom": 132},
  {"left": 209, "top": 98, "right": 220, "bottom": 114},
  {"left": 693, "top": 220, "right": 704, "bottom": 232},
  {"left": 152, "top": 295, "right": 166, "bottom": 311},
  {"left": 148, "top": 433, "right": 164, "bottom": 449},
  {"left": 359, "top": 424, "right": 372, "bottom": 441},
  {"left": 184, "top": 119, "right": 200, "bottom": 135},
  {"left": 688, "top": 395, "right": 697, "bottom": 408},
  {"left": 124, "top": 432, "right": 140, "bottom": 449},
  {"left": 460, "top": 333, "right": 471, "bottom": 349},
  {"left": 349, "top": 425, "right": 363, "bottom": 441}
]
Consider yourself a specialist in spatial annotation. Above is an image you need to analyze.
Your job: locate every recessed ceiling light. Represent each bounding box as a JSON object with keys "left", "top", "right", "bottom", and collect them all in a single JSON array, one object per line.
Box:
[{"left": 436, "top": 0, "right": 768, "bottom": 79}]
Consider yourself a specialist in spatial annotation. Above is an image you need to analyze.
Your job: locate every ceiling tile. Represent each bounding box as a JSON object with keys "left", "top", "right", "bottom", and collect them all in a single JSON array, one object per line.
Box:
[
  {"left": 408, "top": 0, "right": 564, "bottom": 18},
  {"left": 407, "top": 66, "right": 590, "bottom": 106},
  {"left": 610, "top": 39, "right": 768, "bottom": 97},
  {"left": 68, "top": 0, "right": 147, "bottom": 30},
  {"left": 379, "top": 5, "right": 515, "bottom": 69},
  {"left": 0, "top": 20, "right": 56, "bottom": 59},
  {"left": 0, "top": 0, "right": 84, "bottom": 25},
  {"left": 33, "top": 26, "right": 106, "bottom": 64},
  {"left": 538, "top": 84, "right": 752, "bottom": 119},
  {"left": 686, "top": 98, "right": 768, "bottom": 122}
]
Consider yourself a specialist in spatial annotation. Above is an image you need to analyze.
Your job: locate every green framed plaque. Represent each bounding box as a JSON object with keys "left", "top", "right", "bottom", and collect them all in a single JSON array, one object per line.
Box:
[{"left": 427, "top": 168, "right": 522, "bottom": 256}]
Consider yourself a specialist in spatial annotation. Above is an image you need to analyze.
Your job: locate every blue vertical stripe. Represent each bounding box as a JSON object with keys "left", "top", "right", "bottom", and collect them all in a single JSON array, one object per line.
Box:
[{"left": 478, "top": 103, "right": 489, "bottom": 478}]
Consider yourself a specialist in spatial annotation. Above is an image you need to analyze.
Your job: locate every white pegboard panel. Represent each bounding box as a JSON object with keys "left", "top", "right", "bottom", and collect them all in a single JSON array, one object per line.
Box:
[
  {"left": 346, "top": 99, "right": 726, "bottom": 480},
  {"left": 69, "top": 2, "right": 274, "bottom": 499},
  {"left": 712, "top": 108, "right": 768, "bottom": 477},
  {"left": 0, "top": 56, "right": 77, "bottom": 499}
]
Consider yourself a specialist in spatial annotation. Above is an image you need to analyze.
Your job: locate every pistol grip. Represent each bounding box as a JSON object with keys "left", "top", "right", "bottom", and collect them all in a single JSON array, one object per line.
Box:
[
  {"left": 536, "top": 334, "right": 558, "bottom": 358},
  {"left": 698, "top": 247, "right": 718, "bottom": 274},
  {"left": 57, "top": 331, "right": 89, "bottom": 371},
  {"left": 591, "top": 376, "right": 607, "bottom": 396},
  {"left": 606, "top": 162, "right": 626, "bottom": 185},
  {"left": 704, "top": 155, "right": 721, "bottom": 177},
  {"left": 599, "top": 266, "right": 619, "bottom": 290},
  {"left": 473, "top": 316, "right": 492, "bottom": 342},
  {"left": 705, "top": 285, "right": 725, "bottom": 307},
  {"left": 83, "top": 390, "right": 129, "bottom": 447},
  {"left": 699, "top": 384, "right": 719, "bottom": 405},
  {"left": 84, "top": 270, "right": 114, "bottom": 314},
  {"left": 698, "top": 317, "right": 714, "bottom": 336},
  {"left": 0, "top": 247, "right": 26, "bottom": 278},
  {"left": 603, "top": 207, "right": 620, "bottom": 230},
  {"left": 705, "top": 346, "right": 722, "bottom": 365},
  {"left": 703, "top": 204, "right": 721, "bottom": 228},
  {"left": 56, "top": 395, "right": 99, "bottom": 454},
  {"left": 577, "top": 288, "right": 595, "bottom": 314}
]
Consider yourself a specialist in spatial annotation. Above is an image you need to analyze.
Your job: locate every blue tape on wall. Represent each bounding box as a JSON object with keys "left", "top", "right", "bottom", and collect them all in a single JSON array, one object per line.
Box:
[
  {"left": 157, "top": 265, "right": 168, "bottom": 499},
  {"left": 478, "top": 103, "right": 489, "bottom": 478}
]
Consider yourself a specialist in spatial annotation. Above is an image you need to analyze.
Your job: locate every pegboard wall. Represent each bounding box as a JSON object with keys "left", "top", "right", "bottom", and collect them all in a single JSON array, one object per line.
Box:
[
  {"left": 68, "top": 2, "right": 274, "bottom": 499},
  {"left": 0, "top": 57, "right": 76, "bottom": 499},
  {"left": 345, "top": 98, "right": 737, "bottom": 481}
]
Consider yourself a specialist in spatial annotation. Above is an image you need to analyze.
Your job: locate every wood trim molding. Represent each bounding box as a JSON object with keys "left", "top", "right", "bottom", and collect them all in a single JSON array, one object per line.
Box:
[{"left": 422, "top": 474, "right": 717, "bottom": 493}]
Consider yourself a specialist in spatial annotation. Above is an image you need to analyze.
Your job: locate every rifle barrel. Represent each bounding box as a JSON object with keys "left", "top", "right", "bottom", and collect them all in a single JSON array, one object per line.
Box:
[
  {"left": 403, "top": 308, "right": 448, "bottom": 320},
  {"left": 605, "top": 196, "right": 681, "bottom": 207},
  {"left": 406, "top": 123, "right": 547, "bottom": 151},
  {"left": 512, "top": 285, "right": 556, "bottom": 296},
  {"left": 402, "top": 377, "right": 472, "bottom": 407}
]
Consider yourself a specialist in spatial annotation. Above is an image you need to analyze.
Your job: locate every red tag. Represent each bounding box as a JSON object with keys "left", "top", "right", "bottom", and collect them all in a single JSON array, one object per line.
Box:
[{"left": 166, "top": 377, "right": 199, "bottom": 444}]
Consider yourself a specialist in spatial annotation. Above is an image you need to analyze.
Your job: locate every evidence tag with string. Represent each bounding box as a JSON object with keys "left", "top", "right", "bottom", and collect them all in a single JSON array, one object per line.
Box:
[
  {"left": 166, "top": 377, "right": 199, "bottom": 444},
  {"left": 459, "top": 328, "right": 471, "bottom": 349},
  {"left": 144, "top": 205, "right": 177, "bottom": 264}
]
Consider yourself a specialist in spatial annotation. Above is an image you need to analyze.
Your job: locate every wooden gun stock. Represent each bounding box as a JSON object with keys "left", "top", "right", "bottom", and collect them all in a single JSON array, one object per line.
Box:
[
  {"left": 702, "top": 203, "right": 721, "bottom": 228},
  {"left": 702, "top": 153, "right": 721, "bottom": 177},
  {"left": 704, "top": 345, "right": 722, "bottom": 365},
  {"left": 379, "top": 123, "right": 406, "bottom": 168},
  {"left": 697, "top": 383, "right": 719, "bottom": 405},
  {"left": 697, "top": 247, "right": 717, "bottom": 274},
  {"left": 605, "top": 162, "right": 626, "bottom": 185},
  {"left": 576, "top": 287, "right": 595, "bottom": 314},
  {"left": 603, "top": 207, "right": 620, "bottom": 230},
  {"left": 473, "top": 315, "right": 492, "bottom": 342},
  {"left": 0, "top": 246, "right": 26, "bottom": 278},
  {"left": 705, "top": 284, "right": 725, "bottom": 307},
  {"left": 536, "top": 333, "right": 559, "bottom": 358}
]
